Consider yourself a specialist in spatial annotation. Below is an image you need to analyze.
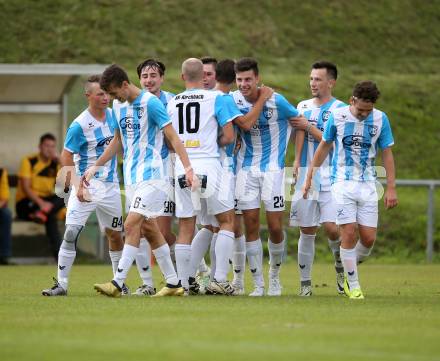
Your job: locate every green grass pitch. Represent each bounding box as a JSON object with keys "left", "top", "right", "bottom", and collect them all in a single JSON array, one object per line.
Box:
[{"left": 1, "top": 263, "right": 439, "bottom": 361}]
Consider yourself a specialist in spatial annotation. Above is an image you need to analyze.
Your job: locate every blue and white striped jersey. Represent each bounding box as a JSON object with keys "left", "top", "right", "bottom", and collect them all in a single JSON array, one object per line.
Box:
[
  {"left": 232, "top": 91, "right": 299, "bottom": 172},
  {"left": 158, "top": 90, "right": 176, "bottom": 160},
  {"left": 323, "top": 105, "right": 394, "bottom": 183},
  {"left": 219, "top": 124, "right": 239, "bottom": 174},
  {"left": 64, "top": 108, "right": 118, "bottom": 183},
  {"left": 167, "top": 89, "right": 240, "bottom": 160},
  {"left": 296, "top": 97, "right": 346, "bottom": 191},
  {"left": 110, "top": 90, "right": 171, "bottom": 186}
]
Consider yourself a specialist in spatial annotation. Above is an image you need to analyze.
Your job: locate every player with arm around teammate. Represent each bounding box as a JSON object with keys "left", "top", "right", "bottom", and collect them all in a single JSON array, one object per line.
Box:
[
  {"left": 84, "top": 64, "right": 195, "bottom": 298},
  {"left": 289, "top": 61, "right": 346, "bottom": 296}
]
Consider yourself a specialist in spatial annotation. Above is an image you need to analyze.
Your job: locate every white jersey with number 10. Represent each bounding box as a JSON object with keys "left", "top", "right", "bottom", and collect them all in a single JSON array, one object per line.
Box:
[{"left": 167, "top": 89, "right": 241, "bottom": 159}]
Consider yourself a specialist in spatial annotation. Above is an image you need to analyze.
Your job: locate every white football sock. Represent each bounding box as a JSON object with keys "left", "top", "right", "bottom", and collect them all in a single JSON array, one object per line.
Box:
[
  {"left": 113, "top": 244, "right": 138, "bottom": 288},
  {"left": 232, "top": 235, "right": 246, "bottom": 284},
  {"left": 340, "top": 247, "right": 360, "bottom": 290},
  {"left": 109, "top": 249, "right": 122, "bottom": 277},
  {"left": 209, "top": 233, "right": 218, "bottom": 281},
  {"left": 169, "top": 242, "right": 176, "bottom": 270},
  {"left": 298, "top": 232, "right": 316, "bottom": 282},
  {"left": 268, "top": 238, "right": 285, "bottom": 279},
  {"left": 246, "top": 239, "right": 264, "bottom": 288},
  {"left": 328, "top": 238, "right": 343, "bottom": 271},
  {"left": 175, "top": 244, "right": 192, "bottom": 289},
  {"left": 57, "top": 248, "right": 76, "bottom": 290},
  {"left": 152, "top": 243, "right": 179, "bottom": 286},
  {"left": 135, "top": 238, "right": 153, "bottom": 287},
  {"left": 355, "top": 240, "right": 373, "bottom": 264},
  {"left": 189, "top": 227, "right": 212, "bottom": 278},
  {"left": 198, "top": 257, "right": 209, "bottom": 273},
  {"left": 214, "top": 230, "right": 234, "bottom": 282}
]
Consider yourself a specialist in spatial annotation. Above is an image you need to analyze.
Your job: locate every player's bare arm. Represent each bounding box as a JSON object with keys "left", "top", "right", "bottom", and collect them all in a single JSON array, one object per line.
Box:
[
  {"left": 290, "top": 116, "right": 323, "bottom": 142},
  {"left": 382, "top": 146, "right": 398, "bottom": 209},
  {"left": 218, "top": 122, "right": 235, "bottom": 146},
  {"left": 302, "top": 140, "right": 333, "bottom": 198},
  {"left": 60, "top": 149, "right": 76, "bottom": 191},
  {"left": 162, "top": 123, "right": 195, "bottom": 188},
  {"left": 233, "top": 85, "right": 274, "bottom": 131}
]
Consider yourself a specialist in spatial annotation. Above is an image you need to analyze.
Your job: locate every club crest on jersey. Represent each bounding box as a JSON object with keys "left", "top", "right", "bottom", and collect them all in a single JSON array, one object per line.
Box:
[
  {"left": 368, "top": 125, "right": 378, "bottom": 136},
  {"left": 135, "top": 107, "right": 145, "bottom": 119},
  {"left": 322, "top": 110, "right": 331, "bottom": 121},
  {"left": 263, "top": 106, "right": 273, "bottom": 120}
]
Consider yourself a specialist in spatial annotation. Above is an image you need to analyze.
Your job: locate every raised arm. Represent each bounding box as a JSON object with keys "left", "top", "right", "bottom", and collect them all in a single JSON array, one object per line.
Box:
[{"left": 233, "top": 86, "right": 273, "bottom": 131}]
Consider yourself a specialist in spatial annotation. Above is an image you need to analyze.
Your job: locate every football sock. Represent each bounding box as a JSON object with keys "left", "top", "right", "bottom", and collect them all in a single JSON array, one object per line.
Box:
[
  {"left": 189, "top": 227, "right": 213, "bottom": 278},
  {"left": 113, "top": 244, "right": 138, "bottom": 288},
  {"left": 298, "top": 232, "right": 315, "bottom": 282},
  {"left": 209, "top": 233, "right": 218, "bottom": 281},
  {"left": 232, "top": 235, "right": 246, "bottom": 284},
  {"left": 175, "top": 244, "right": 192, "bottom": 289},
  {"left": 268, "top": 238, "right": 285, "bottom": 279},
  {"left": 355, "top": 240, "right": 373, "bottom": 264},
  {"left": 328, "top": 238, "right": 344, "bottom": 272},
  {"left": 214, "top": 230, "right": 235, "bottom": 282},
  {"left": 57, "top": 247, "right": 76, "bottom": 290},
  {"left": 108, "top": 249, "right": 122, "bottom": 277},
  {"left": 246, "top": 239, "right": 264, "bottom": 288},
  {"left": 152, "top": 243, "right": 179, "bottom": 286},
  {"left": 135, "top": 238, "right": 153, "bottom": 287},
  {"left": 340, "top": 247, "right": 360, "bottom": 290}
]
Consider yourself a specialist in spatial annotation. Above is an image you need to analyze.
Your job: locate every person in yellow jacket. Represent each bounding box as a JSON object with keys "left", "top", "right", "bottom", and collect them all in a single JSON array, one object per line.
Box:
[
  {"left": 16, "top": 133, "right": 65, "bottom": 260},
  {"left": 0, "top": 167, "right": 12, "bottom": 265}
]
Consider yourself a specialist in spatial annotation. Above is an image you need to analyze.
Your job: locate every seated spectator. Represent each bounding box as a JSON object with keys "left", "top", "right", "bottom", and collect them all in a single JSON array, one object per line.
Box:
[
  {"left": 16, "top": 133, "right": 65, "bottom": 260},
  {"left": 0, "top": 167, "right": 12, "bottom": 265}
]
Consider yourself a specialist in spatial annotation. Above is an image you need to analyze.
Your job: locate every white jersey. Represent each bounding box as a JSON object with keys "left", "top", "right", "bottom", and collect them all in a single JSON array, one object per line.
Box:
[
  {"left": 167, "top": 89, "right": 240, "bottom": 160},
  {"left": 296, "top": 97, "right": 345, "bottom": 191},
  {"left": 323, "top": 105, "right": 394, "bottom": 183},
  {"left": 110, "top": 90, "right": 171, "bottom": 186},
  {"left": 64, "top": 108, "right": 118, "bottom": 183},
  {"left": 232, "top": 90, "right": 299, "bottom": 172}
]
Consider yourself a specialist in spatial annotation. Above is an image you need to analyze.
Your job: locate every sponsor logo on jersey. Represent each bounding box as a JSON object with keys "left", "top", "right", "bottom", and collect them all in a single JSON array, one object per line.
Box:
[
  {"left": 120, "top": 116, "right": 140, "bottom": 130},
  {"left": 135, "top": 107, "right": 145, "bottom": 119},
  {"left": 174, "top": 94, "right": 204, "bottom": 100},
  {"left": 96, "top": 136, "right": 114, "bottom": 147},
  {"left": 322, "top": 110, "right": 331, "bottom": 121},
  {"left": 342, "top": 135, "right": 371, "bottom": 150},
  {"left": 263, "top": 106, "right": 273, "bottom": 119},
  {"left": 368, "top": 125, "right": 378, "bottom": 136}
]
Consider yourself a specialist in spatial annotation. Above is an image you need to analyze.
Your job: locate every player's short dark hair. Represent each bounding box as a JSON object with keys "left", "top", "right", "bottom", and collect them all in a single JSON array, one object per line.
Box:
[
  {"left": 235, "top": 57, "right": 259, "bottom": 75},
  {"left": 136, "top": 59, "right": 166, "bottom": 78},
  {"left": 215, "top": 59, "right": 236, "bottom": 84},
  {"left": 312, "top": 61, "right": 338, "bottom": 80},
  {"left": 353, "top": 81, "right": 381, "bottom": 103},
  {"left": 201, "top": 57, "right": 217, "bottom": 66},
  {"left": 40, "top": 133, "right": 56, "bottom": 144},
  {"left": 100, "top": 64, "right": 130, "bottom": 92}
]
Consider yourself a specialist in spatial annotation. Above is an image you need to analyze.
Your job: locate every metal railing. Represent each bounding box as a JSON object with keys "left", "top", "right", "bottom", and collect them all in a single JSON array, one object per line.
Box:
[
  {"left": 96, "top": 179, "right": 439, "bottom": 263},
  {"left": 382, "top": 179, "right": 440, "bottom": 262}
]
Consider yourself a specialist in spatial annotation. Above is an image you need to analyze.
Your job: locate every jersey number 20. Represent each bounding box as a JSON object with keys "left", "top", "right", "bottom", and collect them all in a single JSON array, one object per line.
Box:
[{"left": 176, "top": 102, "right": 200, "bottom": 134}]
